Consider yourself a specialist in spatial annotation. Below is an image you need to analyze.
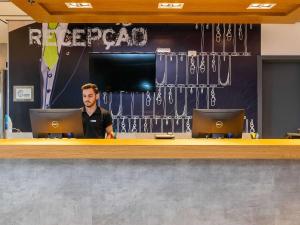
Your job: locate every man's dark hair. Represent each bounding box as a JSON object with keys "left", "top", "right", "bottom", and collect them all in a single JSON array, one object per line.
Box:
[{"left": 81, "top": 83, "right": 99, "bottom": 94}]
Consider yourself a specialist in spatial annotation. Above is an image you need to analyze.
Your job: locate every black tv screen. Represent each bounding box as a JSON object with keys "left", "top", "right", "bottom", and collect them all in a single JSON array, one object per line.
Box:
[{"left": 89, "top": 53, "right": 156, "bottom": 92}]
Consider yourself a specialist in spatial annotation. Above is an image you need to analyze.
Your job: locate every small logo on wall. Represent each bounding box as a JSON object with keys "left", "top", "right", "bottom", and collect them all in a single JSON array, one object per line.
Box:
[
  {"left": 13, "top": 86, "right": 34, "bottom": 102},
  {"left": 216, "top": 121, "right": 223, "bottom": 128},
  {"left": 51, "top": 121, "right": 59, "bottom": 128}
]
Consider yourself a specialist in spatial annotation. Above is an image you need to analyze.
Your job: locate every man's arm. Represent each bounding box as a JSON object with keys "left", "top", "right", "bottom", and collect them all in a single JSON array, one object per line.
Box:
[
  {"left": 102, "top": 108, "right": 114, "bottom": 139},
  {"left": 105, "top": 125, "right": 114, "bottom": 139}
]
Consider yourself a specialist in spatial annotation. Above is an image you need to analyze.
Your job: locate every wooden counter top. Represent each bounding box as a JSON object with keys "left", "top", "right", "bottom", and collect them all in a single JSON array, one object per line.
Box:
[{"left": 0, "top": 138, "right": 300, "bottom": 159}]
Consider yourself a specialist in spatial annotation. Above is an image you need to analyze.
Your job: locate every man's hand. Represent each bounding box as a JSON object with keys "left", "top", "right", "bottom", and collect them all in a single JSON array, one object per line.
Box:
[
  {"left": 105, "top": 125, "right": 114, "bottom": 139},
  {"left": 106, "top": 132, "right": 114, "bottom": 139}
]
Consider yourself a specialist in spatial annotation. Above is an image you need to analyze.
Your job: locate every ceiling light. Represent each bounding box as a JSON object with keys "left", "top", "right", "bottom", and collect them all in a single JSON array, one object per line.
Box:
[
  {"left": 247, "top": 3, "right": 276, "bottom": 9},
  {"left": 262, "top": 3, "right": 274, "bottom": 8},
  {"left": 172, "top": 3, "right": 183, "bottom": 8},
  {"left": 65, "top": 2, "right": 93, "bottom": 8},
  {"left": 160, "top": 3, "right": 171, "bottom": 7},
  {"left": 158, "top": 2, "right": 184, "bottom": 9},
  {"left": 250, "top": 3, "right": 260, "bottom": 7},
  {"left": 80, "top": 3, "right": 91, "bottom": 7}
]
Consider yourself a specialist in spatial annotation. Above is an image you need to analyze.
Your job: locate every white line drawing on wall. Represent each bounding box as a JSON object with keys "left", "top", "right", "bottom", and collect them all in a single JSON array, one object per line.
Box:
[{"left": 89, "top": 24, "right": 256, "bottom": 133}]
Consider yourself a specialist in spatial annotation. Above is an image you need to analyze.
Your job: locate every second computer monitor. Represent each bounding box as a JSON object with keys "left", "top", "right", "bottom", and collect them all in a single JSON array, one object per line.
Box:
[
  {"left": 29, "top": 108, "right": 84, "bottom": 138},
  {"left": 192, "top": 109, "right": 245, "bottom": 138}
]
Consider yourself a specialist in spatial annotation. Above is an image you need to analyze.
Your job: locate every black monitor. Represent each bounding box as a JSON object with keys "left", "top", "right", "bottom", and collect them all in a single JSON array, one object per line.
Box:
[
  {"left": 29, "top": 109, "right": 84, "bottom": 138},
  {"left": 89, "top": 52, "right": 156, "bottom": 92},
  {"left": 192, "top": 109, "right": 245, "bottom": 138}
]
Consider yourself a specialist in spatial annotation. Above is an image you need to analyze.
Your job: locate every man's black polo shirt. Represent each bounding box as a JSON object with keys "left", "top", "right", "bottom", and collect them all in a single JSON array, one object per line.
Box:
[{"left": 82, "top": 106, "right": 112, "bottom": 138}]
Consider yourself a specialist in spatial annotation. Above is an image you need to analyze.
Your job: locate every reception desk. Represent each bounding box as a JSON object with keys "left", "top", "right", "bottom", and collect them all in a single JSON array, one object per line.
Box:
[
  {"left": 0, "top": 138, "right": 300, "bottom": 159},
  {"left": 1, "top": 139, "right": 300, "bottom": 225}
]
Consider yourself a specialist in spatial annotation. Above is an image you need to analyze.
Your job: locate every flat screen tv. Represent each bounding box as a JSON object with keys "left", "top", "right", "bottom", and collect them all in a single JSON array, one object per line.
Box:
[{"left": 89, "top": 52, "right": 156, "bottom": 92}]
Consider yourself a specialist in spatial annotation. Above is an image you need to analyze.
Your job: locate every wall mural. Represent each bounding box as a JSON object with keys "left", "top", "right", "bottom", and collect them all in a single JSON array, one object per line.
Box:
[{"left": 9, "top": 23, "right": 260, "bottom": 133}]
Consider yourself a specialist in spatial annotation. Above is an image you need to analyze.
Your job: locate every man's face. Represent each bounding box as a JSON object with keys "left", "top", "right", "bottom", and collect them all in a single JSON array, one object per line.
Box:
[{"left": 82, "top": 88, "right": 99, "bottom": 108}]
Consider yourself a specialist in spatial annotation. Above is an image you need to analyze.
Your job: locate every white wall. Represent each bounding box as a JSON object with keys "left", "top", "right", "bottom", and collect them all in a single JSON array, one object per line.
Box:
[
  {"left": 261, "top": 23, "right": 300, "bottom": 55},
  {"left": 0, "top": 19, "right": 7, "bottom": 70},
  {"left": 0, "top": 22, "right": 8, "bottom": 44},
  {"left": 0, "top": 44, "right": 7, "bottom": 70},
  {"left": 0, "top": 2, "right": 32, "bottom": 43}
]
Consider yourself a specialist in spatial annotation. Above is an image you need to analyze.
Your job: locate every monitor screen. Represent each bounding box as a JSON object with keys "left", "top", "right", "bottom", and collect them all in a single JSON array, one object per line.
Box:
[
  {"left": 192, "top": 109, "right": 245, "bottom": 138},
  {"left": 89, "top": 52, "right": 156, "bottom": 92},
  {"left": 29, "top": 108, "right": 84, "bottom": 138}
]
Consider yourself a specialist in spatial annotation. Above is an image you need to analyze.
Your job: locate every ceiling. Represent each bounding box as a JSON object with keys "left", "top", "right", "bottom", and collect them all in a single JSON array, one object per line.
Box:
[{"left": 9, "top": 0, "right": 300, "bottom": 24}]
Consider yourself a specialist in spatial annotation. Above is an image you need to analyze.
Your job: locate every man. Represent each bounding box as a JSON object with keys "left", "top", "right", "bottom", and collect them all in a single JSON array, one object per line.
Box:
[{"left": 81, "top": 83, "right": 114, "bottom": 139}]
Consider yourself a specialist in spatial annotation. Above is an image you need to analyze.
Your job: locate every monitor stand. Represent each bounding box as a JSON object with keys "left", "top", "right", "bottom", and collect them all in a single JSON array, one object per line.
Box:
[
  {"left": 211, "top": 133, "right": 225, "bottom": 139},
  {"left": 35, "top": 133, "right": 74, "bottom": 138},
  {"left": 47, "top": 133, "right": 63, "bottom": 138}
]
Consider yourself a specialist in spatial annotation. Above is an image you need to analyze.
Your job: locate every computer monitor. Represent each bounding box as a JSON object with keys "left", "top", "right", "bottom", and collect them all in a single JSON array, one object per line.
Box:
[
  {"left": 192, "top": 109, "right": 245, "bottom": 138},
  {"left": 29, "top": 108, "right": 84, "bottom": 138}
]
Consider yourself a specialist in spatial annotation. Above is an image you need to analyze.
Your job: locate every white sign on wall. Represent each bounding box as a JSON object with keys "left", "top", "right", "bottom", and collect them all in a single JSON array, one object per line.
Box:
[{"left": 13, "top": 86, "right": 34, "bottom": 102}]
